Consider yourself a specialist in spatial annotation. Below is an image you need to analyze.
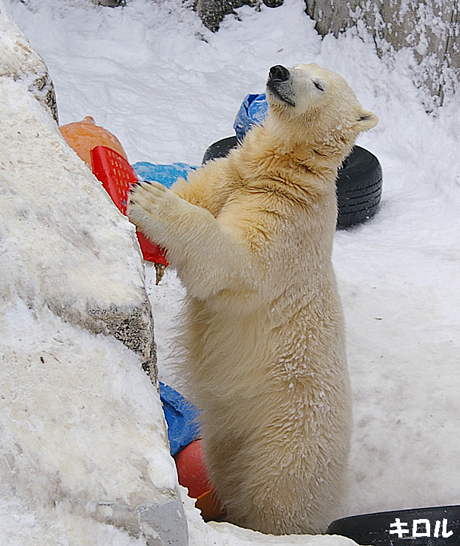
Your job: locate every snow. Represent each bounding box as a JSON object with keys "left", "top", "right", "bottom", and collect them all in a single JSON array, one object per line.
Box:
[{"left": 2, "top": 0, "right": 460, "bottom": 543}]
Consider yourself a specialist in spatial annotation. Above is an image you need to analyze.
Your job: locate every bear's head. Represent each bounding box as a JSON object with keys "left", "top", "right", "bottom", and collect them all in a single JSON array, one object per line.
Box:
[{"left": 265, "top": 63, "right": 378, "bottom": 163}]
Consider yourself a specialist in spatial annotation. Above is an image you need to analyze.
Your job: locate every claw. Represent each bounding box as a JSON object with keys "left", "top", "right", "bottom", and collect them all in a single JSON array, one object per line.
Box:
[{"left": 154, "top": 263, "right": 166, "bottom": 285}]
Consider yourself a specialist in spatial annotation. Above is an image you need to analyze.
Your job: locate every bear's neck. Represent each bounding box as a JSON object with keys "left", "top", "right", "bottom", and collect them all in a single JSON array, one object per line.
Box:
[{"left": 241, "top": 121, "right": 348, "bottom": 183}]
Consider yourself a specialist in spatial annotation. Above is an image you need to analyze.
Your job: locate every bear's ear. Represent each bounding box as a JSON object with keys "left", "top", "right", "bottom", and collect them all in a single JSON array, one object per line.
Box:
[{"left": 355, "top": 109, "right": 379, "bottom": 132}]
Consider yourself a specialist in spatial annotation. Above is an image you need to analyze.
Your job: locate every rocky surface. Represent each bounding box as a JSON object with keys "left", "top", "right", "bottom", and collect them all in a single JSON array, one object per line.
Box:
[{"left": 305, "top": 0, "right": 459, "bottom": 108}]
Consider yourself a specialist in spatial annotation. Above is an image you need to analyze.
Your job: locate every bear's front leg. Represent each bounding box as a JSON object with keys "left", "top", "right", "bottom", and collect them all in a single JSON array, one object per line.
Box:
[{"left": 128, "top": 181, "right": 252, "bottom": 299}]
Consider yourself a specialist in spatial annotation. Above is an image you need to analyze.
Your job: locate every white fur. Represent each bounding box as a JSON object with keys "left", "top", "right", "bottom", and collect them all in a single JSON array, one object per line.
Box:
[{"left": 128, "top": 63, "right": 378, "bottom": 534}]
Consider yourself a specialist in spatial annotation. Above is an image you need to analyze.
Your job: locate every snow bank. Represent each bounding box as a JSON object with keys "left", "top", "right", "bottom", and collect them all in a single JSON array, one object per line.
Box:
[
  {"left": 0, "top": 301, "right": 185, "bottom": 545},
  {"left": 0, "top": 7, "right": 187, "bottom": 544},
  {"left": 0, "top": 6, "right": 157, "bottom": 374}
]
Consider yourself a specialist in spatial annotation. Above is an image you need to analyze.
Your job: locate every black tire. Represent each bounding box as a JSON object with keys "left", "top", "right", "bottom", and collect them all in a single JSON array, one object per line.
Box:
[
  {"left": 336, "top": 145, "right": 383, "bottom": 229},
  {"left": 202, "top": 137, "right": 383, "bottom": 229},
  {"left": 202, "top": 136, "right": 239, "bottom": 164}
]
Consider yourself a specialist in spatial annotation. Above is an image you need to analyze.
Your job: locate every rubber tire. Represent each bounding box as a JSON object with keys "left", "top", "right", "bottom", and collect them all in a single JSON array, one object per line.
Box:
[
  {"left": 336, "top": 145, "right": 383, "bottom": 229},
  {"left": 202, "top": 137, "right": 383, "bottom": 229},
  {"left": 202, "top": 136, "right": 238, "bottom": 163}
]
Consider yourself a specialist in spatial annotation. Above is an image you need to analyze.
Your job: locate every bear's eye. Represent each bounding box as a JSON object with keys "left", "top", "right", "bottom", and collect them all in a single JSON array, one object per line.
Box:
[{"left": 313, "top": 80, "right": 325, "bottom": 92}]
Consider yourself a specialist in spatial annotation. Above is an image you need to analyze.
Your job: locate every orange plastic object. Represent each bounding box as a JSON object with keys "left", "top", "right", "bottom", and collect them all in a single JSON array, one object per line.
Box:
[
  {"left": 60, "top": 116, "right": 128, "bottom": 167},
  {"left": 174, "top": 439, "right": 225, "bottom": 521},
  {"left": 91, "top": 145, "right": 168, "bottom": 266}
]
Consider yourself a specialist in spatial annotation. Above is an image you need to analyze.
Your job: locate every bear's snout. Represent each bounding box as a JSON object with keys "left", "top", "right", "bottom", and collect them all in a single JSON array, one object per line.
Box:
[
  {"left": 267, "top": 65, "right": 295, "bottom": 107},
  {"left": 268, "top": 65, "right": 290, "bottom": 83}
]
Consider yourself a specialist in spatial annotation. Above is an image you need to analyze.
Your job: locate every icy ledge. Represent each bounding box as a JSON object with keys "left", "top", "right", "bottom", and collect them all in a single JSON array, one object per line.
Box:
[{"left": 0, "top": 2, "right": 360, "bottom": 544}]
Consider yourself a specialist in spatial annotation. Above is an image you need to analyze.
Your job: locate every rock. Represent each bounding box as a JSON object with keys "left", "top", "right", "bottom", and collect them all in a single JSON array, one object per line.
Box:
[
  {"left": 194, "top": 0, "right": 261, "bottom": 33},
  {"left": 92, "top": 0, "right": 126, "bottom": 6},
  {"left": 304, "top": 0, "right": 459, "bottom": 108}
]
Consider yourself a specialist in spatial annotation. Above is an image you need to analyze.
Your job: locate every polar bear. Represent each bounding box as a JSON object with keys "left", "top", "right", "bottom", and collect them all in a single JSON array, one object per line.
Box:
[{"left": 128, "top": 63, "right": 378, "bottom": 535}]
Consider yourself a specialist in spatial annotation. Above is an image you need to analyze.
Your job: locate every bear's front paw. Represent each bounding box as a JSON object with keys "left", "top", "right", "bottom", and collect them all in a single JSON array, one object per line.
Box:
[
  {"left": 128, "top": 180, "right": 177, "bottom": 222},
  {"left": 127, "top": 180, "right": 181, "bottom": 243},
  {"left": 128, "top": 180, "right": 167, "bottom": 216}
]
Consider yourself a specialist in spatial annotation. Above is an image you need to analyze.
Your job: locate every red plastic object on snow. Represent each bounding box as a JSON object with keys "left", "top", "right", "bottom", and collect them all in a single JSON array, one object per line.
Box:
[
  {"left": 91, "top": 145, "right": 168, "bottom": 267},
  {"left": 175, "top": 439, "right": 213, "bottom": 499},
  {"left": 174, "top": 439, "right": 225, "bottom": 521}
]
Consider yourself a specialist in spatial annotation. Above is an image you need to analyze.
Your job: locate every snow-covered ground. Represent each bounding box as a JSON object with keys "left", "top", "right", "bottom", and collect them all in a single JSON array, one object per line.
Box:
[{"left": 3, "top": 0, "right": 460, "bottom": 543}]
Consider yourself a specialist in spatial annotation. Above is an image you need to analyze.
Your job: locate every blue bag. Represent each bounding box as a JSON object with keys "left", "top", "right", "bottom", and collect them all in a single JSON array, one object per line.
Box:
[
  {"left": 133, "top": 162, "right": 197, "bottom": 189},
  {"left": 159, "top": 382, "right": 200, "bottom": 456},
  {"left": 233, "top": 93, "right": 268, "bottom": 141}
]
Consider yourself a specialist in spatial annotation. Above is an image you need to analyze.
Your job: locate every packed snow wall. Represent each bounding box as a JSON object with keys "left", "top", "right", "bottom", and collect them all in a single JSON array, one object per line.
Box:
[{"left": 0, "top": 3, "right": 188, "bottom": 545}]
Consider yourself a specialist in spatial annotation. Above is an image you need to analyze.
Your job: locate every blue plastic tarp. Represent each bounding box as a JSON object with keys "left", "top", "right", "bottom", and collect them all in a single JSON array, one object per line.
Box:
[
  {"left": 233, "top": 93, "right": 268, "bottom": 141},
  {"left": 133, "top": 162, "right": 196, "bottom": 189},
  {"left": 159, "top": 382, "right": 200, "bottom": 456}
]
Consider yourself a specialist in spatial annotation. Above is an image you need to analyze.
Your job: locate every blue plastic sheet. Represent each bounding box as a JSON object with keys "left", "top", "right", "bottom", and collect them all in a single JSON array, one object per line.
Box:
[
  {"left": 233, "top": 93, "right": 268, "bottom": 141},
  {"left": 159, "top": 382, "right": 200, "bottom": 456},
  {"left": 133, "top": 162, "right": 197, "bottom": 189}
]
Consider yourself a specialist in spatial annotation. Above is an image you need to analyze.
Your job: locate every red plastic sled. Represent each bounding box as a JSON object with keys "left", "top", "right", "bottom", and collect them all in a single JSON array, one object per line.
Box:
[{"left": 91, "top": 145, "right": 168, "bottom": 267}]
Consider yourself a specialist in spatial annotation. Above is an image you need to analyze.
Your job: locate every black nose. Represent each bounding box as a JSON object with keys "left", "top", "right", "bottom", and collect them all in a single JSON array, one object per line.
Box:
[{"left": 268, "top": 65, "right": 290, "bottom": 83}]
